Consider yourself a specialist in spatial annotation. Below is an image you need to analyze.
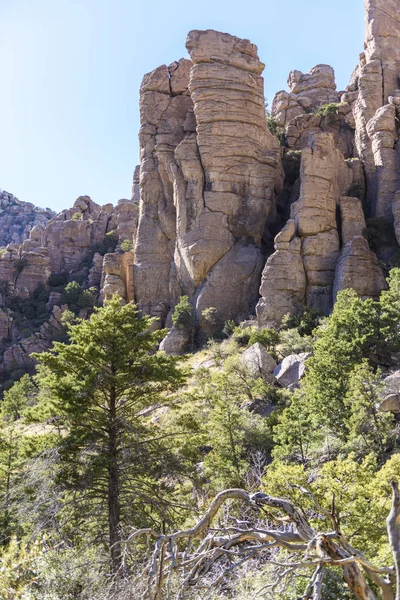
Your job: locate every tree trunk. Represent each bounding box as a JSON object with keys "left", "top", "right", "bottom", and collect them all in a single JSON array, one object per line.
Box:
[{"left": 108, "top": 382, "right": 121, "bottom": 574}]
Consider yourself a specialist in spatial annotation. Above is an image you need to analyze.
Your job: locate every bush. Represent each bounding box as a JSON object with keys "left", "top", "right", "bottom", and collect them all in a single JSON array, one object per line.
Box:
[
  {"left": 281, "top": 307, "right": 323, "bottom": 337},
  {"left": 201, "top": 307, "right": 219, "bottom": 338},
  {"left": 232, "top": 326, "right": 255, "bottom": 346},
  {"left": 248, "top": 328, "right": 280, "bottom": 353},
  {"left": 61, "top": 281, "right": 97, "bottom": 314},
  {"left": 120, "top": 238, "right": 133, "bottom": 252},
  {"left": 315, "top": 102, "right": 342, "bottom": 118},
  {"left": 222, "top": 320, "right": 236, "bottom": 338},
  {"left": 279, "top": 328, "right": 313, "bottom": 356},
  {"left": 71, "top": 211, "right": 82, "bottom": 220},
  {"left": 266, "top": 116, "right": 285, "bottom": 143},
  {"left": 172, "top": 296, "right": 194, "bottom": 328},
  {"left": 91, "top": 231, "right": 118, "bottom": 257}
]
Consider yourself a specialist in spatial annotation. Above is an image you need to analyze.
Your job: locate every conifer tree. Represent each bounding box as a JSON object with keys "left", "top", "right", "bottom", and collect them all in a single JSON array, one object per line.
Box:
[{"left": 33, "top": 296, "right": 186, "bottom": 573}]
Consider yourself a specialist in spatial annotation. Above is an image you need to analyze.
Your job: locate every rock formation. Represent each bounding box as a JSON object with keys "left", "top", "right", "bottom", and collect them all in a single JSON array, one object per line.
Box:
[
  {"left": 256, "top": 131, "right": 383, "bottom": 326},
  {"left": 134, "top": 30, "right": 282, "bottom": 330},
  {"left": 1, "top": 0, "right": 400, "bottom": 368},
  {"left": 0, "top": 189, "right": 54, "bottom": 246}
]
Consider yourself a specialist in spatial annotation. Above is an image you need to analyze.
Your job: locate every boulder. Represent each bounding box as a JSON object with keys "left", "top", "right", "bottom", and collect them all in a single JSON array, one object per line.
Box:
[
  {"left": 159, "top": 326, "right": 191, "bottom": 355},
  {"left": 273, "top": 353, "right": 311, "bottom": 389},
  {"left": 240, "top": 343, "right": 277, "bottom": 380},
  {"left": 379, "top": 370, "right": 400, "bottom": 413}
]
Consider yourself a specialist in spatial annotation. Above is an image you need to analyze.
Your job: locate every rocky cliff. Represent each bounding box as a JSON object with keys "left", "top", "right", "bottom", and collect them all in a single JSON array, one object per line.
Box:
[
  {"left": 1, "top": 0, "right": 400, "bottom": 372},
  {"left": 0, "top": 190, "right": 54, "bottom": 247}
]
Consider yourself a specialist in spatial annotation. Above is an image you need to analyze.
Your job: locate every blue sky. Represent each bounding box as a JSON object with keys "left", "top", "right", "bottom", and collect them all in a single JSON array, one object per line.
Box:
[{"left": 0, "top": 0, "right": 364, "bottom": 213}]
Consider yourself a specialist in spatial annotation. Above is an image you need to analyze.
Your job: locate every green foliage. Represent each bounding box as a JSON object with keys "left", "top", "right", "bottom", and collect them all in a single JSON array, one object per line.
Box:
[
  {"left": 380, "top": 268, "right": 400, "bottom": 352},
  {"left": 0, "top": 536, "right": 44, "bottom": 598},
  {"left": 281, "top": 306, "right": 323, "bottom": 336},
  {"left": 315, "top": 102, "right": 342, "bottom": 118},
  {"left": 71, "top": 211, "right": 82, "bottom": 220},
  {"left": 300, "top": 289, "right": 382, "bottom": 436},
  {"left": 198, "top": 363, "right": 276, "bottom": 488},
  {"left": 266, "top": 115, "right": 285, "bottom": 142},
  {"left": 248, "top": 327, "right": 280, "bottom": 353},
  {"left": 61, "top": 281, "right": 96, "bottom": 314},
  {"left": 222, "top": 319, "right": 236, "bottom": 337},
  {"left": 90, "top": 231, "right": 118, "bottom": 256},
  {"left": 344, "top": 361, "right": 395, "bottom": 463},
  {"left": 32, "top": 296, "right": 187, "bottom": 568},
  {"left": 172, "top": 295, "right": 194, "bottom": 328},
  {"left": 274, "top": 274, "right": 400, "bottom": 461},
  {"left": 279, "top": 327, "right": 313, "bottom": 356},
  {"left": 1, "top": 374, "right": 37, "bottom": 422},
  {"left": 272, "top": 389, "right": 318, "bottom": 464},
  {"left": 7, "top": 284, "right": 50, "bottom": 333},
  {"left": 0, "top": 248, "right": 6, "bottom": 258},
  {"left": 120, "top": 238, "right": 133, "bottom": 252},
  {"left": 231, "top": 325, "right": 254, "bottom": 346},
  {"left": 201, "top": 306, "right": 218, "bottom": 327}
]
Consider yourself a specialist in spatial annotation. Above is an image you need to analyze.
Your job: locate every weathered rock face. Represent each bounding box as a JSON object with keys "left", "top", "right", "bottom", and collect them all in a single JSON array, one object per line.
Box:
[
  {"left": 272, "top": 65, "right": 339, "bottom": 127},
  {"left": 257, "top": 133, "right": 342, "bottom": 323},
  {"left": 100, "top": 251, "right": 134, "bottom": 303},
  {"left": 42, "top": 196, "right": 113, "bottom": 274},
  {"left": 1, "top": 7, "right": 400, "bottom": 373},
  {"left": 353, "top": 0, "right": 400, "bottom": 217},
  {"left": 134, "top": 30, "right": 282, "bottom": 330},
  {"left": 256, "top": 223, "right": 306, "bottom": 327},
  {"left": 271, "top": 66, "right": 355, "bottom": 159},
  {"left": 333, "top": 236, "right": 386, "bottom": 300},
  {"left": 0, "top": 190, "right": 55, "bottom": 247},
  {"left": 257, "top": 126, "right": 386, "bottom": 326},
  {"left": 134, "top": 59, "right": 193, "bottom": 322},
  {"left": 340, "top": 196, "right": 366, "bottom": 245}
]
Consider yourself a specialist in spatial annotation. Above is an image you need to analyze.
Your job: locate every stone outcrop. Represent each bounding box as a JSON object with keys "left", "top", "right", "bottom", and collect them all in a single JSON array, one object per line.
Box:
[
  {"left": 134, "top": 58, "right": 193, "bottom": 321},
  {"left": 257, "top": 133, "right": 343, "bottom": 324},
  {"left": 339, "top": 196, "right": 366, "bottom": 245},
  {"left": 352, "top": 0, "right": 400, "bottom": 217},
  {"left": 100, "top": 251, "right": 134, "bottom": 303},
  {"left": 333, "top": 236, "right": 386, "bottom": 300},
  {"left": 272, "top": 65, "right": 339, "bottom": 127},
  {"left": 1, "top": 7, "right": 400, "bottom": 373},
  {"left": 135, "top": 30, "right": 282, "bottom": 331},
  {"left": 256, "top": 222, "right": 306, "bottom": 327},
  {"left": 0, "top": 189, "right": 54, "bottom": 247},
  {"left": 271, "top": 66, "right": 355, "bottom": 159}
]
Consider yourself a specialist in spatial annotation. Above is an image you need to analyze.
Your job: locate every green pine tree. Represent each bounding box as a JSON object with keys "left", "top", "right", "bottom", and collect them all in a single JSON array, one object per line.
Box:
[{"left": 32, "top": 296, "right": 187, "bottom": 573}]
